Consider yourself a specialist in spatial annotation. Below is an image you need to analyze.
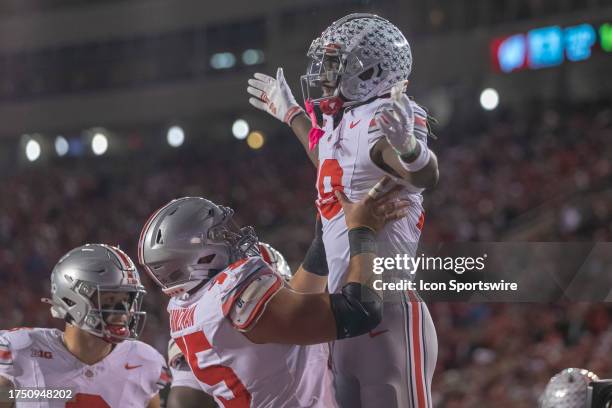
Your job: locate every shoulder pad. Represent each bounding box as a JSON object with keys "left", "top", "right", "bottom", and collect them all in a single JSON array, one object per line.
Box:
[
  {"left": 0, "top": 328, "right": 34, "bottom": 351},
  {"left": 167, "top": 338, "right": 188, "bottom": 371},
  {"left": 157, "top": 364, "right": 172, "bottom": 390},
  {"left": 221, "top": 264, "right": 283, "bottom": 332},
  {"left": 213, "top": 257, "right": 268, "bottom": 295}
]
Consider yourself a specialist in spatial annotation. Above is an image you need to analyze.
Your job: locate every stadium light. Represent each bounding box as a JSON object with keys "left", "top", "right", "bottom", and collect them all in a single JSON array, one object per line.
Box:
[
  {"left": 91, "top": 133, "right": 108, "bottom": 156},
  {"left": 25, "top": 139, "right": 41, "bottom": 162},
  {"left": 167, "top": 126, "right": 185, "bottom": 147},
  {"left": 232, "top": 119, "right": 249, "bottom": 140},
  {"left": 210, "top": 52, "right": 236, "bottom": 69},
  {"left": 247, "top": 131, "right": 265, "bottom": 150},
  {"left": 55, "top": 136, "right": 69, "bottom": 157},
  {"left": 242, "top": 49, "right": 265, "bottom": 65},
  {"left": 480, "top": 88, "right": 499, "bottom": 111}
]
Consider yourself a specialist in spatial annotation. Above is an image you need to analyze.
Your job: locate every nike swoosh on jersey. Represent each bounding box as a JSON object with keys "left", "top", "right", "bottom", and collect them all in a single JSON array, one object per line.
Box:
[
  {"left": 124, "top": 363, "right": 143, "bottom": 370},
  {"left": 349, "top": 120, "right": 361, "bottom": 129},
  {"left": 368, "top": 329, "right": 389, "bottom": 338}
]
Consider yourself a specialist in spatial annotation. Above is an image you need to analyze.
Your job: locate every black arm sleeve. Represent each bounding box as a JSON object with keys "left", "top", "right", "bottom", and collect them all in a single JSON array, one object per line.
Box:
[{"left": 302, "top": 216, "right": 329, "bottom": 276}]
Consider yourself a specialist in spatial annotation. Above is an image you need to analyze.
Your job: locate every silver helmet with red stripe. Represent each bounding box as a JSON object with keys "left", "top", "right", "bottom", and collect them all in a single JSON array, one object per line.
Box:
[
  {"left": 258, "top": 242, "right": 292, "bottom": 281},
  {"left": 138, "top": 197, "right": 259, "bottom": 297},
  {"left": 43, "top": 244, "right": 146, "bottom": 343}
]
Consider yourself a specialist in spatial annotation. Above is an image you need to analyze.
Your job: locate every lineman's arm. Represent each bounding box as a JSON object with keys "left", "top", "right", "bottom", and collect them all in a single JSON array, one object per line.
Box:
[
  {"left": 289, "top": 216, "right": 328, "bottom": 294},
  {"left": 243, "top": 184, "right": 409, "bottom": 345}
]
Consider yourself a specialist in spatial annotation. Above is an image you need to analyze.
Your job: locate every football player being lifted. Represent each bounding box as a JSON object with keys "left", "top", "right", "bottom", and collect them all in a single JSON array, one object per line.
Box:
[
  {"left": 248, "top": 13, "right": 439, "bottom": 408},
  {"left": 165, "top": 243, "right": 293, "bottom": 408},
  {"left": 0, "top": 244, "right": 168, "bottom": 408},
  {"left": 138, "top": 187, "right": 409, "bottom": 408}
]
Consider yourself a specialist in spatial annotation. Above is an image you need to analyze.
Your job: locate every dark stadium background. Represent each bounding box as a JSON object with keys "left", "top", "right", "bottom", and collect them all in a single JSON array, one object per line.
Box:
[{"left": 0, "top": 0, "right": 610, "bottom": 406}]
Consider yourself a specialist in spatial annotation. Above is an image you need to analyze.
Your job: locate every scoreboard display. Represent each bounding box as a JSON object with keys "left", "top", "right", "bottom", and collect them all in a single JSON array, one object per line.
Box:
[{"left": 491, "top": 22, "right": 612, "bottom": 73}]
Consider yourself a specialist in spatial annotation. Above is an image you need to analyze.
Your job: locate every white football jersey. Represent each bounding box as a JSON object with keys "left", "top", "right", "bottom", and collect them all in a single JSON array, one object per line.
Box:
[
  {"left": 167, "top": 256, "right": 336, "bottom": 408},
  {"left": 0, "top": 327, "right": 169, "bottom": 407},
  {"left": 316, "top": 97, "right": 429, "bottom": 293}
]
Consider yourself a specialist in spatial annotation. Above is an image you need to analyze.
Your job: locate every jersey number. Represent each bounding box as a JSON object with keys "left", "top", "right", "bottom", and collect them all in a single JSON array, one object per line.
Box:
[
  {"left": 176, "top": 331, "right": 251, "bottom": 408},
  {"left": 66, "top": 393, "right": 110, "bottom": 408},
  {"left": 317, "top": 159, "right": 344, "bottom": 220}
]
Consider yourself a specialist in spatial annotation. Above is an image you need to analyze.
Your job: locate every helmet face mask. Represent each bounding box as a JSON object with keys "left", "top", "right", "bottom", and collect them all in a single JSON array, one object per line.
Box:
[
  {"left": 86, "top": 287, "right": 146, "bottom": 344},
  {"left": 300, "top": 44, "right": 365, "bottom": 115},
  {"left": 209, "top": 207, "right": 259, "bottom": 259},
  {"left": 46, "top": 244, "right": 147, "bottom": 344}
]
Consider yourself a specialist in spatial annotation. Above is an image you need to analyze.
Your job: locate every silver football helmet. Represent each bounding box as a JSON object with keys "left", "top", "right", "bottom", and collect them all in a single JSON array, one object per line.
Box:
[
  {"left": 258, "top": 242, "right": 292, "bottom": 281},
  {"left": 43, "top": 244, "right": 146, "bottom": 343},
  {"left": 300, "top": 13, "right": 412, "bottom": 115},
  {"left": 138, "top": 197, "right": 259, "bottom": 297},
  {"left": 540, "top": 368, "right": 599, "bottom": 408}
]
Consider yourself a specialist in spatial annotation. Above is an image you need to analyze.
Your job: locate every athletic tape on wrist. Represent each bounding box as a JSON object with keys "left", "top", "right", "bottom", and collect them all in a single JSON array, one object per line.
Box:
[
  {"left": 399, "top": 139, "right": 430, "bottom": 172},
  {"left": 285, "top": 106, "right": 305, "bottom": 126},
  {"left": 348, "top": 227, "right": 377, "bottom": 257}
]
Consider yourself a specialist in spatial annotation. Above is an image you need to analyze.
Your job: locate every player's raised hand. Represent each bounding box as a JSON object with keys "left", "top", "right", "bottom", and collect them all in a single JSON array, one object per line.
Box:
[
  {"left": 335, "top": 179, "right": 409, "bottom": 232},
  {"left": 376, "top": 93, "right": 417, "bottom": 156},
  {"left": 247, "top": 68, "right": 304, "bottom": 125}
]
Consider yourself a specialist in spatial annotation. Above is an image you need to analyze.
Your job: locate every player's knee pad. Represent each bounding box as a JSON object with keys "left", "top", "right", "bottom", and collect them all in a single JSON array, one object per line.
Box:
[{"left": 330, "top": 282, "right": 383, "bottom": 339}]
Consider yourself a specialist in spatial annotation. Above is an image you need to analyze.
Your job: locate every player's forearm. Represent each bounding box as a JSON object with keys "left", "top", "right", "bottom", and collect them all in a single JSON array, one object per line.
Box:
[
  {"left": 329, "top": 227, "right": 383, "bottom": 339},
  {"left": 290, "top": 113, "right": 318, "bottom": 167},
  {"left": 399, "top": 148, "right": 439, "bottom": 189},
  {"left": 379, "top": 140, "right": 439, "bottom": 189},
  {"left": 345, "top": 253, "right": 379, "bottom": 294},
  {"left": 343, "top": 227, "right": 381, "bottom": 297},
  {"left": 290, "top": 266, "right": 328, "bottom": 293}
]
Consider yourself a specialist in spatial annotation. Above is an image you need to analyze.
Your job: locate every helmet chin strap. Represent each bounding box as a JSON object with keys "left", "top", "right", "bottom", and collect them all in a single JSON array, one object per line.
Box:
[
  {"left": 102, "top": 323, "right": 129, "bottom": 344},
  {"left": 319, "top": 96, "right": 344, "bottom": 116}
]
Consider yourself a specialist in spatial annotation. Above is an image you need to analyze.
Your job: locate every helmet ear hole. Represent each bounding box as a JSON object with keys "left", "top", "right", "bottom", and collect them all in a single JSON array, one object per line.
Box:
[
  {"left": 156, "top": 230, "right": 164, "bottom": 245},
  {"left": 62, "top": 297, "right": 76, "bottom": 307},
  {"left": 198, "top": 254, "right": 216, "bottom": 264},
  {"left": 358, "top": 67, "right": 374, "bottom": 81},
  {"left": 168, "top": 270, "right": 183, "bottom": 281}
]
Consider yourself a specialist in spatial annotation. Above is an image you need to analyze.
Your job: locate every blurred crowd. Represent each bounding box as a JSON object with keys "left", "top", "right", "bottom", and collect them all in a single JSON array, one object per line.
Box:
[{"left": 1, "top": 100, "right": 610, "bottom": 406}]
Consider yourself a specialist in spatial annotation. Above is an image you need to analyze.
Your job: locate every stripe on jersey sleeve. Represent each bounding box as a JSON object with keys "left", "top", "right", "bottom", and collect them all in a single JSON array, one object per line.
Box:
[{"left": 0, "top": 343, "right": 13, "bottom": 365}]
